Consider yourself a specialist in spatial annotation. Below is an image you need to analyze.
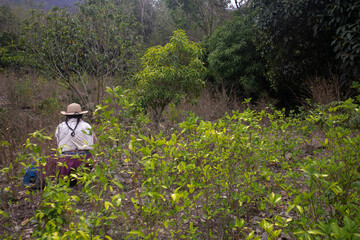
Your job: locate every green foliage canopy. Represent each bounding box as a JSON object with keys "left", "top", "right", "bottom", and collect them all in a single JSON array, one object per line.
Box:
[
  {"left": 0, "top": 5, "right": 25, "bottom": 69},
  {"left": 164, "top": 0, "right": 231, "bottom": 40},
  {"left": 252, "top": 0, "right": 360, "bottom": 105},
  {"left": 325, "top": 0, "right": 360, "bottom": 81},
  {"left": 0, "top": 5, "right": 17, "bottom": 47},
  {"left": 206, "top": 11, "right": 266, "bottom": 98},
  {"left": 21, "top": 0, "right": 143, "bottom": 105},
  {"left": 135, "top": 29, "right": 205, "bottom": 124}
]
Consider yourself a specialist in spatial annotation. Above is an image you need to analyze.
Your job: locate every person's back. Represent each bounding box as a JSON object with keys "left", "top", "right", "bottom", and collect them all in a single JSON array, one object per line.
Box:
[
  {"left": 56, "top": 117, "right": 94, "bottom": 153},
  {"left": 23, "top": 103, "right": 96, "bottom": 188},
  {"left": 56, "top": 103, "right": 96, "bottom": 154}
]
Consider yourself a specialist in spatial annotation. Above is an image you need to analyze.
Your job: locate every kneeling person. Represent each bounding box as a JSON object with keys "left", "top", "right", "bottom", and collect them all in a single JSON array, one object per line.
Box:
[
  {"left": 57, "top": 102, "right": 95, "bottom": 154},
  {"left": 44, "top": 103, "right": 96, "bottom": 184}
]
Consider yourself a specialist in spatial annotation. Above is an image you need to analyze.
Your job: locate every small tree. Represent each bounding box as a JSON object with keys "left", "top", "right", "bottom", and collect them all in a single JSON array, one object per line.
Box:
[
  {"left": 135, "top": 29, "right": 205, "bottom": 126},
  {"left": 21, "top": 0, "right": 142, "bottom": 108}
]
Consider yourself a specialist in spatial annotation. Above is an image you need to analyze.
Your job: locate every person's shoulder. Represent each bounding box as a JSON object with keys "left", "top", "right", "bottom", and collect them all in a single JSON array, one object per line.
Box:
[{"left": 80, "top": 120, "right": 92, "bottom": 128}]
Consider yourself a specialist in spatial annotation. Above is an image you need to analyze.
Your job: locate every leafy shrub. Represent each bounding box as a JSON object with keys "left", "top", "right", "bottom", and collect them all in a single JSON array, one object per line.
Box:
[
  {"left": 1, "top": 91, "right": 359, "bottom": 239},
  {"left": 206, "top": 11, "right": 266, "bottom": 99}
]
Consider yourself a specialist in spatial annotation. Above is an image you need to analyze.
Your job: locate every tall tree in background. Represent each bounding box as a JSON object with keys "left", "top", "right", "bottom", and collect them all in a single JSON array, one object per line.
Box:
[
  {"left": 141, "top": 0, "right": 175, "bottom": 46},
  {"left": 0, "top": 5, "right": 17, "bottom": 69},
  {"left": 0, "top": 5, "right": 17, "bottom": 46},
  {"left": 206, "top": 10, "right": 266, "bottom": 99},
  {"left": 164, "top": 0, "right": 232, "bottom": 40},
  {"left": 252, "top": 0, "right": 360, "bottom": 106},
  {"left": 130, "top": 0, "right": 175, "bottom": 47},
  {"left": 21, "top": 0, "right": 143, "bottom": 108},
  {"left": 325, "top": 0, "right": 360, "bottom": 84},
  {"left": 233, "top": 0, "right": 250, "bottom": 17},
  {"left": 76, "top": 0, "right": 143, "bottom": 104},
  {"left": 0, "top": 5, "right": 29, "bottom": 69},
  {"left": 132, "top": 0, "right": 156, "bottom": 43}
]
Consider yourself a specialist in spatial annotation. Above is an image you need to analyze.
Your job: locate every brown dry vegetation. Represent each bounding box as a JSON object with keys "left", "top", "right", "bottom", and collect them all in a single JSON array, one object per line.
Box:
[{"left": 0, "top": 72, "right": 101, "bottom": 169}]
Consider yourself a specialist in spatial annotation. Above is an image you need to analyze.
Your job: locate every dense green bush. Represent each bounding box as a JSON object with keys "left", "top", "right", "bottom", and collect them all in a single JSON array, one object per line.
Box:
[
  {"left": 252, "top": 0, "right": 360, "bottom": 108},
  {"left": 205, "top": 11, "right": 267, "bottom": 99}
]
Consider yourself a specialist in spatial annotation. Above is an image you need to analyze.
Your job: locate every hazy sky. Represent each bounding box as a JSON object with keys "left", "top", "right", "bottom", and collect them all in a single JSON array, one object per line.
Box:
[{"left": 230, "top": 0, "right": 242, "bottom": 8}]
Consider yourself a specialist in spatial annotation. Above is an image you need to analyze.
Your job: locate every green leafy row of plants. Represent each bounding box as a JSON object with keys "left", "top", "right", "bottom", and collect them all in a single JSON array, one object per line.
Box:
[{"left": 1, "top": 86, "right": 359, "bottom": 239}]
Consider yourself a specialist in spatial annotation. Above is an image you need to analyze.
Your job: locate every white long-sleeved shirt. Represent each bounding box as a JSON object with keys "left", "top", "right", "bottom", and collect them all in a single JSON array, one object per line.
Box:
[{"left": 55, "top": 118, "right": 94, "bottom": 152}]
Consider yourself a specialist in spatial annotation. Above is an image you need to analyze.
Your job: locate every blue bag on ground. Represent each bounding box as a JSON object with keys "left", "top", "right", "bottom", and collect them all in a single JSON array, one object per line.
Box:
[{"left": 23, "top": 161, "right": 39, "bottom": 186}]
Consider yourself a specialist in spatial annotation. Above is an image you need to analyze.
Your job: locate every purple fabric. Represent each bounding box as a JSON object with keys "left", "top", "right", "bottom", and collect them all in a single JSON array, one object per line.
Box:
[{"left": 39, "top": 154, "right": 92, "bottom": 180}]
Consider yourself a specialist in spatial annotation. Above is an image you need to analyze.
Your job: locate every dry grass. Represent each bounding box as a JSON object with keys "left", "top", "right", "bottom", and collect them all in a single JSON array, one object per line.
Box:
[
  {"left": 162, "top": 86, "right": 247, "bottom": 126},
  {"left": 0, "top": 72, "right": 66, "bottom": 169},
  {"left": 304, "top": 75, "right": 341, "bottom": 106},
  {"left": 0, "top": 72, "right": 123, "bottom": 173}
]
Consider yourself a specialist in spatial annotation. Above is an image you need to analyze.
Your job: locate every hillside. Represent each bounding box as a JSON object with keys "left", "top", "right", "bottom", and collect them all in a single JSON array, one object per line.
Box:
[{"left": 0, "top": 0, "right": 77, "bottom": 10}]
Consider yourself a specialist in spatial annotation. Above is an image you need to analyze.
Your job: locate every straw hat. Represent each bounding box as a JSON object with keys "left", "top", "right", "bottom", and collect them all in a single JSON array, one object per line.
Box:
[{"left": 60, "top": 103, "right": 88, "bottom": 115}]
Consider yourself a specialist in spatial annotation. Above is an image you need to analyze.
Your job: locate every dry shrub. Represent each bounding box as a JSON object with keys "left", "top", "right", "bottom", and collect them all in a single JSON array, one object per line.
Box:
[
  {"left": 161, "top": 86, "right": 280, "bottom": 130},
  {"left": 254, "top": 92, "right": 278, "bottom": 111},
  {"left": 161, "top": 86, "right": 246, "bottom": 127},
  {"left": 0, "top": 72, "right": 66, "bottom": 169},
  {"left": 305, "top": 75, "right": 340, "bottom": 106}
]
